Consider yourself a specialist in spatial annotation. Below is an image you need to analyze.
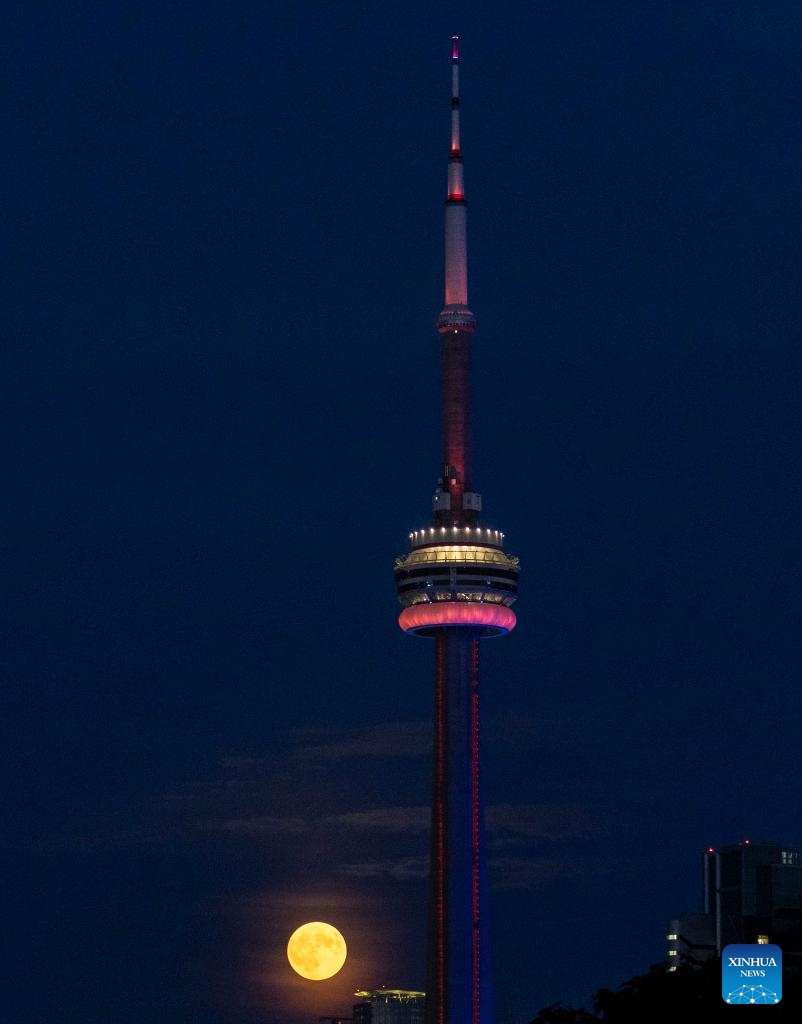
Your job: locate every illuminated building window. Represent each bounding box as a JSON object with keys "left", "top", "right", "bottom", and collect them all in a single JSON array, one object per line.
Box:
[
  {"left": 666, "top": 933, "right": 678, "bottom": 941},
  {"left": 667, "top": 949, "right": 678, "bottom": 957},
  {"left": 757, "top": 934, "right": 770, "bottom": 944}
]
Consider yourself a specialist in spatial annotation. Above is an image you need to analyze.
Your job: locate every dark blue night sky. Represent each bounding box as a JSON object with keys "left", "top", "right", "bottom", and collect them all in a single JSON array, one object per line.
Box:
[{"left": 4, "top": 3, "right": 800, "bottom": 1022}]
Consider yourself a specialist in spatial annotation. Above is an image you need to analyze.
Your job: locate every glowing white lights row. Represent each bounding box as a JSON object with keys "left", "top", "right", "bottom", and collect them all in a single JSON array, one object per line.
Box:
[{"left": 410, "top": 526, "right": 504, "bottom": 543}]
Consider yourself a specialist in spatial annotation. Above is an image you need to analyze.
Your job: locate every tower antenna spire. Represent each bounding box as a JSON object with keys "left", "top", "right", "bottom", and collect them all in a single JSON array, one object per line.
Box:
[{"left": 438, "top": 34, "right": 474, "bottom": 334}]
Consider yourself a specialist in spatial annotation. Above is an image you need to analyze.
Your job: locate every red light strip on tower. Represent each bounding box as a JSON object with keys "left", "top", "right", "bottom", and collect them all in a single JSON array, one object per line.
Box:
[
  {"left": 470, "top": 639, "right": 481, "bottom": 1024},
  {"left": 434, "top": 636, "right": 446, "bottom": 1024}
]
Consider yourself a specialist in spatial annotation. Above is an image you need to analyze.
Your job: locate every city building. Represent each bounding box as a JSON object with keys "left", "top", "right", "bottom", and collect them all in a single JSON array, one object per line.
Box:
[
  {"left": 393, "top": 37, "right": 520, "bottom": 1024},
  {"left": 352, "top": 989, "right": 425, "bottom": 1024},
  {"left": 667, "top": 840, "right": 802, "bottom": 971},
  {"left": 665, "top": 912, "right": 716, "bottom": 968}
]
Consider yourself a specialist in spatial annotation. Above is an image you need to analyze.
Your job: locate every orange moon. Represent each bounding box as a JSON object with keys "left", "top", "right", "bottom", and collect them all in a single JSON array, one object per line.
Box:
[{"left": 286, "top": 921, "right": 347, "bottom": 981}]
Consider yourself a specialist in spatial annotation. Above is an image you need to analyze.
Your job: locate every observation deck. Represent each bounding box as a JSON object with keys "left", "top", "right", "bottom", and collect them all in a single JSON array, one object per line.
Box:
[
  {"left": 394, "top": 524, "right": 519, "bottom": 637},
  {"left": 437, "top": 303, "right": 476, "bottom": 334}
]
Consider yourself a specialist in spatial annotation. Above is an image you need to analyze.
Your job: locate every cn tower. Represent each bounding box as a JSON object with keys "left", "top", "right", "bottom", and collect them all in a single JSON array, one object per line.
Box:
[{"left": 393, "top": 37, "right": 520, "bottom": 1024}]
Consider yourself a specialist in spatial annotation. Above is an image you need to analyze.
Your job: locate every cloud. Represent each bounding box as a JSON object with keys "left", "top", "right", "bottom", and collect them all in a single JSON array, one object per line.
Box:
[
  {"left": 210, "top": 815, "right": 309, "bottom": 836},
  {"left": 490, "top": 855, "right": 584, "bottom": 891},
  {"left": 291, "top": 721, "right": 430, "bottom": 761},
  {"left": 486, "top": 710, "right": 544, "bottom": 747},
  {"left": 64, "top": 800, "right": 598, "bottom": 852},
  {"left": 337, "top": 857, "right": 429, "bottom": 880},
  {"left": 323, "top": 806, "right": 429, "bottom": 833},
  {"left": 487, "top": 802, "right": 601, "bottom": 841}
]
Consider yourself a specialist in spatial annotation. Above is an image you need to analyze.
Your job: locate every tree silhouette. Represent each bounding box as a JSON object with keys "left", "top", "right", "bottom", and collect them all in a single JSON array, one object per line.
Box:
[{"left": 529, "top": 956, "right": 802, "bottom": 1023}]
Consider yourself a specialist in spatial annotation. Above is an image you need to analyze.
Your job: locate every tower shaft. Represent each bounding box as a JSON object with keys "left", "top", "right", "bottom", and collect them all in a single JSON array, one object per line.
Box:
[{"left": 428, "top": 631, "right": 486, "bottom": 1024}]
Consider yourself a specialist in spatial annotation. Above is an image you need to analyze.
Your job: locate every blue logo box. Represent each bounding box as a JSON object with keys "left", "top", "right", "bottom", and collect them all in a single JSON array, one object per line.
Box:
[{"left": 722, "top": 943, "right": 782, "bottom": 1004}]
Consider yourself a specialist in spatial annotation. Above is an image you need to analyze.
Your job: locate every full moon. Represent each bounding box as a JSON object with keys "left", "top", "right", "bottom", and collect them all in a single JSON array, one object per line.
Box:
[{"left": 286, "top": 921, "right": 347, "bottom": 981}]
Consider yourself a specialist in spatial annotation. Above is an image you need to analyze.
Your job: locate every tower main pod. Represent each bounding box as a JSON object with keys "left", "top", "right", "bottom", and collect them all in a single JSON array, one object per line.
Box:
[{"left": 394, "top": 38, "right": 520, "bottom": 1024}]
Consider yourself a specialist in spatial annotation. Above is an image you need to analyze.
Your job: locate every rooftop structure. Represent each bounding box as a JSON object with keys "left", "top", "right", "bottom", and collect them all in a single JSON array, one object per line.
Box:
[{"left": 352, "top": 989, "right": 426, "bottom": 1024}]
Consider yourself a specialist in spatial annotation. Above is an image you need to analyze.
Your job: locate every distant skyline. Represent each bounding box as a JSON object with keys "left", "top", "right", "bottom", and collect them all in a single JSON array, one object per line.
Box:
[{"left": 5, "top": 3, "right": 800, "bottom": 1023}]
